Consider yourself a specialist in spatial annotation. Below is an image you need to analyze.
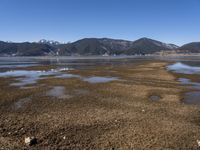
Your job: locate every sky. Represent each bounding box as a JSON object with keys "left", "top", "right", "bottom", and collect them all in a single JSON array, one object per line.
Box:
[{"left": 0, "top": 0, "right": 200, "bottom": 46}]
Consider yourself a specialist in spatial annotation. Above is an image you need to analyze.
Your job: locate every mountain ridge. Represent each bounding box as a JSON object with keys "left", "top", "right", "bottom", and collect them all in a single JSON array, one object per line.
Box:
[
  {"left": 177, "top": 42, "right": 200, "bottom": 53},
  {"left": 0, "top": 37, "right": 199, "bottom": 56}
]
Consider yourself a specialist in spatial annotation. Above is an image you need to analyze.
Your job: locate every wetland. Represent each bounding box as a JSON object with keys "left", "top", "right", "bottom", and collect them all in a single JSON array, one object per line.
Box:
[{"left": 0, "top": 56, "right": 200, "bottom": 149}]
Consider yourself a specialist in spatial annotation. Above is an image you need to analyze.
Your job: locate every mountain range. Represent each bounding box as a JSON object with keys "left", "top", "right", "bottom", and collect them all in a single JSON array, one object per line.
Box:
[{"left": 0, "top": 38, "right": 199, "bottom": 56}]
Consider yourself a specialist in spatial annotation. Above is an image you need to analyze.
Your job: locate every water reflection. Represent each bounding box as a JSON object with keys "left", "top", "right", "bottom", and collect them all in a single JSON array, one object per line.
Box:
[
  {"left": 149, "top": 95, "right": 161, "bottom": 101},
  {"left": 55, "top": 73, "right": 81, "bottom": 79},
  {"left": 0, "top": 67, "right": 119, "bottom": 87},
  {"left": 178, "top": 78, "right": 200, "bottom": 104},
  {"left": 13, "top": 97, "right": 32, "bottom": 110},
  {"left": 183, "top": 92, "right": 200, "bottom": 104},
  {"left": 0, "top": 68, "right": 69, "bottom": 87},
  {"left": 83, "top": 76, "right": 118, "bottom": 83},
  {"left": 168, "top": 62, "right": 200, "bottom": 104},
  {"left": 178, "top": 78, "right": 200, "bottom": 90},
  {"left": 168, "top": 62, "right": 200, "bottom": 74},
  {"left": 47, "top": 86, "right": 65, "bottom": 98}
]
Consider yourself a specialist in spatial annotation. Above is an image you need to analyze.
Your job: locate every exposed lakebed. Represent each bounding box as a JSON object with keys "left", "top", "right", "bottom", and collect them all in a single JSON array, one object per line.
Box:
[
  {"left": 1, "top": 57, "right": 200, "bottom": 149},
  {"left": 0, "top": 57, "right": 199, "bottom": 105}
]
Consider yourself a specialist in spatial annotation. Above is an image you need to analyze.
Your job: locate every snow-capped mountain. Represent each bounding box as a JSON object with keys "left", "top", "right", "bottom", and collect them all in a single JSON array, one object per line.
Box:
[{"left": 38, "top": 39, "right": 61, "bottom": 46}]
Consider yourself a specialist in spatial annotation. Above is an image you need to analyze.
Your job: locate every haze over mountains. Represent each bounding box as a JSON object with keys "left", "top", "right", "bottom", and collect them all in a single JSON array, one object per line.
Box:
[{"left": 0, "top": 38, "right": 199, "bottom": 56}]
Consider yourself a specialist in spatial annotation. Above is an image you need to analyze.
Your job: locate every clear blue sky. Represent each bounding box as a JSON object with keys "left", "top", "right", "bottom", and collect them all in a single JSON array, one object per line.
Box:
[{"left": 0, "top": 0, "right": 200, "bottom": 45}]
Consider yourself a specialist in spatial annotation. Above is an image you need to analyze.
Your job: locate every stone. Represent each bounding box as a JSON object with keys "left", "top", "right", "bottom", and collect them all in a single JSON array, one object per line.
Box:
[
  {"left": 197, "top": 140, "right": 200, "bottom": 147},
  {"left": 25, "top": 137, "right": 37, "bottom": 146}
]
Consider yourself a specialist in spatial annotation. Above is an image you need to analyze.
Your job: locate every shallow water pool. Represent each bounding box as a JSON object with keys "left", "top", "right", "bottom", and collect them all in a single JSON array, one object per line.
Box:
[
  {"left": 83, "top": 76, "right": 118, "bottom": 83},
  {"left": 168, "top": 62, "right": 200, "bottom": 74}
]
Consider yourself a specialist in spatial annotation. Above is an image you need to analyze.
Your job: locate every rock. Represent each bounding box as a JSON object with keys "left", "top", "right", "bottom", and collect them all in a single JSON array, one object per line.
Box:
[
  {"left": 25, "top": 137, "right": 37, "bottom": 146},
  {"left": 197, "top": 140, "right": 200, "bottom": 147}
]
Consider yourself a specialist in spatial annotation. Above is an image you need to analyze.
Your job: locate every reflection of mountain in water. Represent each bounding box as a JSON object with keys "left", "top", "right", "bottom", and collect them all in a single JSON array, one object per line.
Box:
[{"left": 168, "top": 62, "right": 200, "bottom": 74}]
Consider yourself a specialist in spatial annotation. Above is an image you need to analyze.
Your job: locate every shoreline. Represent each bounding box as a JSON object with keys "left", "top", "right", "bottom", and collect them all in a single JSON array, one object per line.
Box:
[{"left": 0, "top": 55, "right": 200, "bottom": 59}]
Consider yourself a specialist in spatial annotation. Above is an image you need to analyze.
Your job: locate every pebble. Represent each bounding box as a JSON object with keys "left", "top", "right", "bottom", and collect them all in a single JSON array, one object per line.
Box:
[
  {"left": 197, "top": 140, "right": 200, "bottom": 147},
  {"left": 25, "top": 137, "right": 37, "bottom": 146}
]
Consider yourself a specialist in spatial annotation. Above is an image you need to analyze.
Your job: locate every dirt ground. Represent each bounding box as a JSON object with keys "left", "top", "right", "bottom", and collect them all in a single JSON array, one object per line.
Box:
[{"left": 0, "top": 60, "right": 200, "bottom": 149}]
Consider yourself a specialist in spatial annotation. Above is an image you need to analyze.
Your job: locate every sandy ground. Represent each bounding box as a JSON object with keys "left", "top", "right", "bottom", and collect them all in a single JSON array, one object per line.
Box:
[{"left": 0, "top": 60, "right": 200, "bottom": 149}]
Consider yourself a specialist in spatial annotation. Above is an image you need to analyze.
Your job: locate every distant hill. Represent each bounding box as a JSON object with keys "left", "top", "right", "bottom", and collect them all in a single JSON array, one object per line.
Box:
[
  {"left": 0, "top": 41, "right": 55, "bottom": 56},
  {"left": 177, "top": 42, "right": 200, "bottom": 53},
  {"left": 1, "top": 37, "right": 200, "bottom": 56},
  {"left": 58, "top": 38, "right": 178, "bottom": 55},
  {"left": 58, "top": 38, "right": 133, "bottom": 55},
  {"left": 125, "top": 38, "right": 179, "bottom": 55}
]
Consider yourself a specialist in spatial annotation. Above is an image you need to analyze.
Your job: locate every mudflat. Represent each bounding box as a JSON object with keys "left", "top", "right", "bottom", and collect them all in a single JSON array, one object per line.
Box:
[{"left": 0, "top": 60, "right": 200, "bottom": 149}]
